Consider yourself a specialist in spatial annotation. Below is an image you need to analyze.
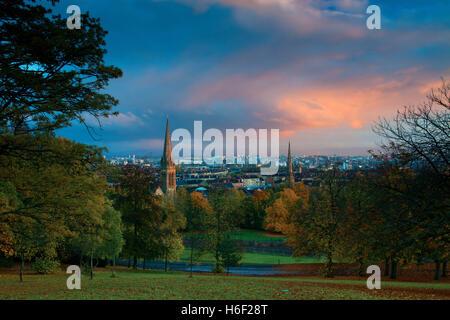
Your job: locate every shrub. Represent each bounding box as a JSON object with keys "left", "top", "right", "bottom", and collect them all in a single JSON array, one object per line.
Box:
[
  {"left": 212, "top": 264, "right": 224, "bottom": 273},
  {"left": 32, "top": 257, "right": 60, "bottom": 274}
]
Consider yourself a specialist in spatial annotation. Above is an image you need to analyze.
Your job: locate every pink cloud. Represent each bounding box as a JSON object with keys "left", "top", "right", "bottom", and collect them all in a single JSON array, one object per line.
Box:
[{"left": 184, "top": 65, "right": 448, "bottom": 137}]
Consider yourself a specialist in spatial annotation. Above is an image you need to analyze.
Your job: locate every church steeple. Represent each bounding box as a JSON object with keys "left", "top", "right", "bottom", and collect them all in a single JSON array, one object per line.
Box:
[
  {"left": 160, "top": 118, "right": 176, "bottom": 195},
  {"left": 288, "top": 141, "right": 295, "bottom": 188},
  {"left": 161, "top": 118, "right": 173, "bottom": 166}
]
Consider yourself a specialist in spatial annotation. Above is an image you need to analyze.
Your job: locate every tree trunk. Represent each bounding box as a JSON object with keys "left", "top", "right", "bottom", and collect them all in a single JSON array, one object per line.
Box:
[
  {"left": 127, "top": 257, "right": 131, "bottom": 268},
  {"left": 111, "top": 256, "right": 116, "bottom": 278},
  {"left": 143, "top": 257, "right": 146, "bottom": 270},
  {"left": 19, "top": 254, "right": 24, "bottom": 282},
  {"left": 80, "top": 250, "right": 83, "bottom": 270},
  {"left": 164, "top": 250, "right": 168, "bottom": 272},
  {"left": 190, "top": 238, "right": 194, "bottom": 278},
  {"left": 90, "top": 250, "right": 94, "bottom": 280},
  {"left": 434, "top": 260, "right": 441, "bottom": 280},
  {"left": 390, "top": 259, "right": 397, "bottom": 279},
  {"left": 384, "top": 257, "right": 389, "bottom": 276},
  {"left": 357, "top": 256, "right": 365, "bottom": 277},
  {"left": 215, "top": 210, "right": 221, "bottom": 269},
  {"left": 133, "top": 222, "right": 138, "bottom": 270},
  {"left": 442, "top": 261, "right": 447, "bottom": 278},
  {"left": 325, "top": 250, "right": 333, "bottom": 278}
]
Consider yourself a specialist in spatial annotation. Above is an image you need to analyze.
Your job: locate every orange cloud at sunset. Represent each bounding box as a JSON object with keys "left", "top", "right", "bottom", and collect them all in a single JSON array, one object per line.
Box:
[
  {"left": 185, "top": 64, "right": 447, "bottom": 139},
  {"left": 274, "top": 75, "right": 448, "bottom": 137}
]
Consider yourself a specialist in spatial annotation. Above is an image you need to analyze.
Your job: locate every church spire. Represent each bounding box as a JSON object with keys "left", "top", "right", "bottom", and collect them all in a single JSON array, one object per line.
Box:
[
  {"left": 160, "top": 118, "right": 176, "bottom": 194},
  {"left": 162, "top": 117, "right": 173, "bottom": 166},
  {"left": 288, "top": 141, "right": 295, "bottom": 188}
]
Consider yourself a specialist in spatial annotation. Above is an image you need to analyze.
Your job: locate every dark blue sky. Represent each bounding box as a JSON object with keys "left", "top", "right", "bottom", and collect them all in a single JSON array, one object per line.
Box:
[{"left": 54, "top": 0, "right": 450, "bottom": 156}]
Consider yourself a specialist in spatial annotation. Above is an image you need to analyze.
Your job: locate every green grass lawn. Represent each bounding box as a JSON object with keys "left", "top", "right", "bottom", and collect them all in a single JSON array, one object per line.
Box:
[
  {"left": 182, "top": 228, "right": 315, "bottom": 265},
  {"left": 0, "top": 269, "right": 448, "bottom": 300},
  {"left": 184, "top": 228, "right": 287, "bottom": 242},
  {"left": 230, "top": 229, "right": 287, "bottom": 242},
  {"left": 178, "top": 250, "right": 322, "bottom": 265}
]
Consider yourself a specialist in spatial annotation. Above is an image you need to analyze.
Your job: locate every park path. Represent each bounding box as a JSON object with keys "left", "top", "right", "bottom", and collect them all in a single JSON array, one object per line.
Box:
[{"left": 116, "top": 260, "right": 303, "bottom": 276}]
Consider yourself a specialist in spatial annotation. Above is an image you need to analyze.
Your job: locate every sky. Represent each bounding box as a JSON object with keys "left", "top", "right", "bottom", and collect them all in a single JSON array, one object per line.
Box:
[{"left": 54, "top": 0, "right": 450, "bottom": 157}]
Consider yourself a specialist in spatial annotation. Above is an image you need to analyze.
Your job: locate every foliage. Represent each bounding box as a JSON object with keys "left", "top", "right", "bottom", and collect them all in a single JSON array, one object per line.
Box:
[
  {"left": 181, "top": 190, "right": 211, "bottom": 275},
  {"left": 211, "top": 265, "right": 225, "bottom": 274},
  {"left": 0, "top": 0, "right": 122, "bottom": 143},
  {"left": 31, "top": 256, "right": 60, "bottom": 274},
  {"left": 372, "top": 80, "right": 450, "bottom": 279},
  {"left": 240, "top": 190, "right": 270, "bottom": 229},
  {"left": 0, "top": 135, "right": 109, "bottom": 280},
  {"left": 206, "top": 188, "right": 245, "bottom": 271},
  {"left": 159, "top": 197, "right": 186, "bottom": 264},
  {"left": 107, "top": 172, "right": 186, "bottom": 272},
  {"left": 265, "top": 174, "right": 348, "bottom": 278},
  {"left": 0, "top": 0, "right": 121, "bottom": 281},
  {"left": 96, "top": 200, "right": 124, "bottom": 261},
  {"left": 218, "top": 237, "right": 243, "bottom": 274}
]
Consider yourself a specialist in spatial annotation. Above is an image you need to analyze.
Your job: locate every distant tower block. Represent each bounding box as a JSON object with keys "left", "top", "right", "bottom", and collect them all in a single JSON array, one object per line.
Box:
[
  {"left": 160, "top": 118, "right": 176, "bottom": 195},
  {"left": 288, "top": 141, "right": 295, "bottom": 188}
]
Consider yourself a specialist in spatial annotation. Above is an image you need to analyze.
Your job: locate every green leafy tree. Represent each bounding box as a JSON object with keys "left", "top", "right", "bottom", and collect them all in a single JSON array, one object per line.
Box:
[
  {"left": 207, "top": 188, "right": 244, "bottom": 272},
  {"left": 0, "top": 136, "right": 109, "bottom": 281},
  {"left": 219, "top": 236, "right": 243, "bottom": 275},
  {"left": 0, "top": 0, "right": 122, "bottom": 281},
  {"left": 241, "top": 190, "right": 269, "bottom": 229},
  {"left": 0, "top": 0, "right": 122, "bottom": 146},
  {"left": 113, "top": 165, "right": 162, "bottom": 269},
  {"left": 96, "top": 200, "right": 124, "bottom": 277},
  {"left": 159, "top": 196, "right": 186, "bottom": 271}
]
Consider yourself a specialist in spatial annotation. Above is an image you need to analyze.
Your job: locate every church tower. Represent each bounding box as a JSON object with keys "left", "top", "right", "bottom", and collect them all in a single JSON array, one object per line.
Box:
[
  {"left": 288, "top": 141, "right": 295, "bottom": 188},
  {"left": 160, "top": 118, "right": 176, "bottom": 195}
]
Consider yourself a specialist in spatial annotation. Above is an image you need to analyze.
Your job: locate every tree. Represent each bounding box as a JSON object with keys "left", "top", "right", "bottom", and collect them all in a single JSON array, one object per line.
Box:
[
  {"left": 267, "top": 172, "right": 347, "bottom": 277},
  {"left": 183, "top": 191, "right": 211, "bottom": 277},
  {"left": 0, "top": 0, "right": 122, "bottom": 281},
  {"left": 0, "top": 0, "right": 122, "bottom": 147},
  {"left": 8, "top": 215, "right": 47, "bottom": 282},
  {"left": 373, "top": 80, "right": 450, "bottom": 279},
  {"left": 241, "top": 190, "right": 269, "bottom": 229},
  {"left": 113, "top": 165, "right": 163, "bottom": 269},
  {"left": 159, "top": 196, "right": 186, "bottom": 272},
  {"left": 96, "top": 200, "right": 124, "bottom": 278},
  {"left": 340, "top": 173, "right": 382, "bottom": 276},
  {"left": 70, "top": 214, "right": 103, "bottom": 280},
  {"left": 0, "top": 136, "right": 109, "bottom": 281},
  {"left": 0, "top": 181, "right": 19, "bottom": 259},
  {"left": 373, "top": 79, "right": 449, "bottom": 189},
  {"left": 219, "top": 237, "right": 243, "bottom": 275},
  {"left": 207, "top": 188, "right": 244, "bottom": 273},
  {"left": 265, "top": 188, "right": 301, "bottom": 235}
]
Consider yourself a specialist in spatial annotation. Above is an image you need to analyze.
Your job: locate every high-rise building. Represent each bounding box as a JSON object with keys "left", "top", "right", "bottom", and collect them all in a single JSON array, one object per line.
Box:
[{"left": 160, "top": 118, "right": 176, "bottom": 195}]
